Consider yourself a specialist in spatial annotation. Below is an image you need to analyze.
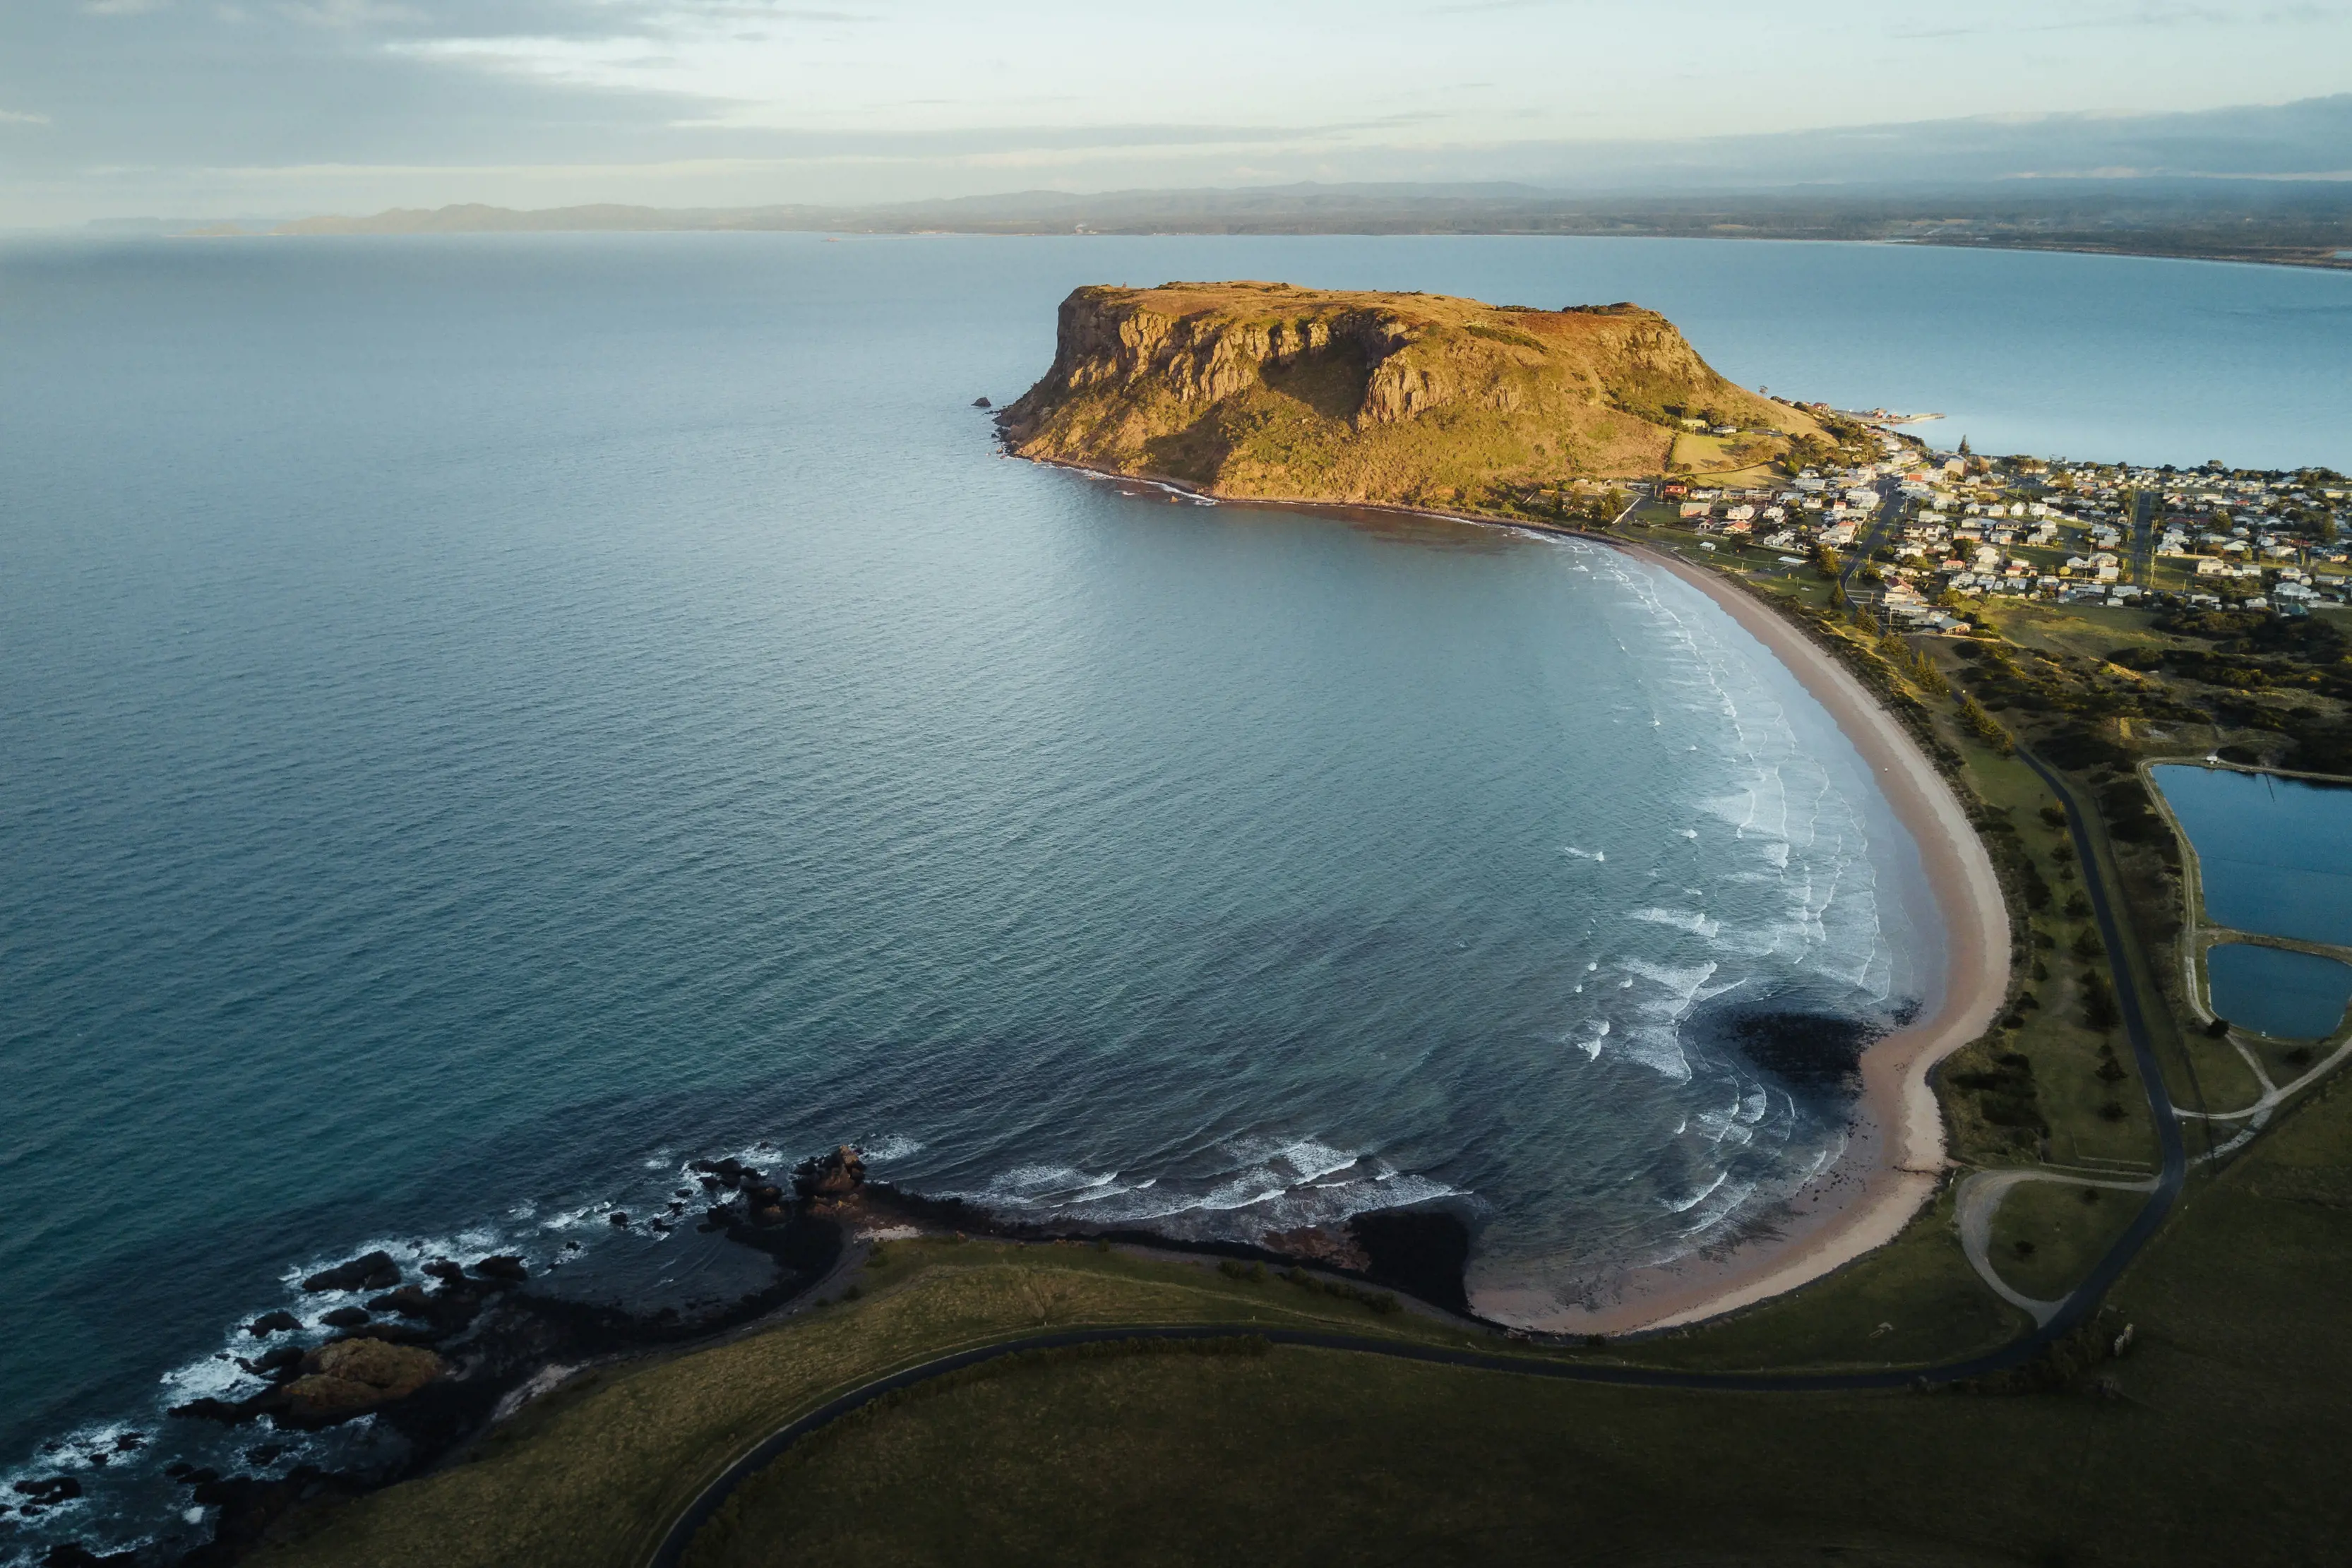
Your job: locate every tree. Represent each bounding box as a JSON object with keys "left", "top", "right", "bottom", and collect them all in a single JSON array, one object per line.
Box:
[{"left": 1959, "top": 436, "right": 1973, "bottom": 457}]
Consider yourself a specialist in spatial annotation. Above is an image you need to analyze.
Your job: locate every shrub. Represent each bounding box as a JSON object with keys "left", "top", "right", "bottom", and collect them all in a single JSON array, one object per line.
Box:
[{"left": 2082, "top": 971, "right": 2122, "bottom": 1033}]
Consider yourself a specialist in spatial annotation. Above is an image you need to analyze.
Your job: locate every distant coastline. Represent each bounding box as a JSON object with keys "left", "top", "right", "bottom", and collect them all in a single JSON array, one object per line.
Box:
[{"left": 119, "top": 192, "right": 2352, "bottom": 275}]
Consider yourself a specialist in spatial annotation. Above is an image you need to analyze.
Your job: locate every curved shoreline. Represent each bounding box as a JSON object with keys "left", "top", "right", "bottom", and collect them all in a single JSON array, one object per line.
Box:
[
  {"left": 1478, "top": 541, "right": 2010, "bottom": 1333},
  {"left": 1032, "top": 457, "right": 2013, "bottom": 1334}
]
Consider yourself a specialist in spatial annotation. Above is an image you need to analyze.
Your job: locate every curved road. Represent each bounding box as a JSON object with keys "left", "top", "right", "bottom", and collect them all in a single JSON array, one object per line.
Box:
[{"left": 643, "top": 695, "right": 2195, "bottom": 1568}]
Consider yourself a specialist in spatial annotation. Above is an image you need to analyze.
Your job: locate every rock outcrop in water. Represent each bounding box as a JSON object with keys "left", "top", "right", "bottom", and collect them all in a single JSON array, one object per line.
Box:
[{"left": 997, "top": 282, "right": 1826, "bottom": 505}]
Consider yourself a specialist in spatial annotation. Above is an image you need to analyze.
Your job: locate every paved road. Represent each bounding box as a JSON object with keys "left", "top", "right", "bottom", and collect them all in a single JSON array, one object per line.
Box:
[
  {"left": 1837, "top": 477, "right": 1908, "bottom": 629},
  {"left": 642, "top": 599, "right": 2197, "bottom": 1568},
  {"left": 2130, "top": 486, "right": 2160, "bottom": 588},
  {"left": 2013, "top": 749, "right": 2191, "bottom": 1287}
]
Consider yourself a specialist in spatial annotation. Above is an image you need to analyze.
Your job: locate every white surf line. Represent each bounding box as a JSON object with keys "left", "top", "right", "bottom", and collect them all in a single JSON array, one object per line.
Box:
[{"left": 1954, "top": 1168, "right": 2161, "bottom": 1327}]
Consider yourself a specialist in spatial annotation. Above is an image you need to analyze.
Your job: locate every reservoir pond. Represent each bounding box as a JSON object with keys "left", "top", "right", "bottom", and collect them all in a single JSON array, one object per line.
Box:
[
  {"left": 2150, "top": 765, "right": 2352, "bottom": 948},
  {"left": 2204, "top": 943, "right": 2352, "bottom": 1041}
]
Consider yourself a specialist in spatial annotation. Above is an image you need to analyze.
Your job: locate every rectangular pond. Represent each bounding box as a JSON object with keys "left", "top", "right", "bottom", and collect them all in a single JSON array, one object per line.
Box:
[{"left": 2150, "top": 765, "right": 2352, "bottom": 948}]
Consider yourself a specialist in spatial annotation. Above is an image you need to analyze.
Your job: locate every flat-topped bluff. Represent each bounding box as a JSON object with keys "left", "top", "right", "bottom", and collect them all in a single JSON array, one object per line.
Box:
[{"left": 998, "top": 281, "right": 1826, "bottom": 506}]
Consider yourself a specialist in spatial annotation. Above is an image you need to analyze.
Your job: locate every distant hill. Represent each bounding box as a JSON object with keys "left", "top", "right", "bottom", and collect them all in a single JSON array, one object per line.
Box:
[
  {"left": 263, "top": 177, "right": 2352, "bottom": 270},
  {"left": 995, "top": 282, "right": 1830, "bottom": 506}
]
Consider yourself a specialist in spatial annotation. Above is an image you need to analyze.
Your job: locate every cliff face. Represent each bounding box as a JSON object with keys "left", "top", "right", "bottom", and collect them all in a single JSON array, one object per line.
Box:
[{"left": 998, "top": 282, "right": 1824, "bottom": 506}]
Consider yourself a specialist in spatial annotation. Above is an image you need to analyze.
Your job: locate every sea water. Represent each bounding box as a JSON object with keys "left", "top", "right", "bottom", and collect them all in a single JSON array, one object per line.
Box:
[{"left": 5, "top": 232, "right": 2348, "bottom": 1557}]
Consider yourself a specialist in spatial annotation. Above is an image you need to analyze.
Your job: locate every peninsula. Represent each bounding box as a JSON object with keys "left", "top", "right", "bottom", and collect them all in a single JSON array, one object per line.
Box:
[
  {"left": 1001, "top": 280, "right": 2010, "bottom": 1334},
  {"left": 996, "top": 281, "right": 1831, "bottom": 510}
]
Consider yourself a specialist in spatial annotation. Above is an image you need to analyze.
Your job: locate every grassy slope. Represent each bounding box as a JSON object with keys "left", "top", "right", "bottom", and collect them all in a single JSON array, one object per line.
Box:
[
  {"left": 255, "top": 1056, "right": 2352, "bottom": 1568},
  {"left": 687, "top": 1072, "right": 2352, "bottom": 1568},
  {"left": 250, "top": 1243, "right": 1493, "bottom": 1568}
]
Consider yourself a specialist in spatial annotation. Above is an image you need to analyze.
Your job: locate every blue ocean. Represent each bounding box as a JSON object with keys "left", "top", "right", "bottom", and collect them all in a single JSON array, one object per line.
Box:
[{"left": 4, "top": 232, "right": 2347, "bottom": 1560}]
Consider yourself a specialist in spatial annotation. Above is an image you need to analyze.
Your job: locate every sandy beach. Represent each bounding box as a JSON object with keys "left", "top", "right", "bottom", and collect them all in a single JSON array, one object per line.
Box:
[
  {"left": 1471, "top": 539, "right": 2012, "bottom": 1334},
  {"left": 1030, "top": 460, "right": 2014, "bottom": 1334}
]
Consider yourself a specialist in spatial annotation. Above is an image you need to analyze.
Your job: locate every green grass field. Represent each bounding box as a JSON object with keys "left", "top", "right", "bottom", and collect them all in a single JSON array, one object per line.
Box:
[
  {"left": 674, "top": 1072, "right": 2352, "bottom": 1568},
  {"left": 247, "top": 1061, "right": 2352, "bottom": 1568}
]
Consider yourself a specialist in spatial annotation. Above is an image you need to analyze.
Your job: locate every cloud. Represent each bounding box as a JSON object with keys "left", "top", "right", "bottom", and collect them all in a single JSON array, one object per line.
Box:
[
  {"left": 1, "top": 109, "right": 56, "bottom": 125},
  {"left": 280, "top": 0, "right": 424, "bottom": 25},
  {"left": 1893, "top": 3, "right": 2336, "bottom": 40}
]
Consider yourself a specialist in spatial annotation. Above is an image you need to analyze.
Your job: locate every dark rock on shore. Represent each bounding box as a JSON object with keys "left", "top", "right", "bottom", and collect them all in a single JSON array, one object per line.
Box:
[
  {"left": 246, "top": 1311, "right": 300, "bottom": 1338},
  {"left": 237, "top": 1346, "right": 304, "bottom": 1380},
  {"left": 300, "top": 1252, "right": 400, "bottom": 1293},
  {"left": 275, "top": 1339, "right": 444, "bottom": 1428},
  {"left": 794, "top": 1145, "right": 866, "bottom": 1202},
  {"left": 13, "top": 1475, "right": 83, "bottom": 1507},
  {"left": 1347, "top": 1206, "right": 1472, "bottom": 1315},
  {"left": 422, "top": 1258, "right": 465, "bottom": 1283},
  {"left": 972, "top": 395, "right": 991, "bottom": 407},
  {"left": 470, "top": 1255, "right": 527, "bottom": 1284},
  {"left": 42, "top": 1543, "right": 140, "bottom": 1567},
  {"left": 1696, "top": 1005, "right": 1882, "bottom": 1101},
  {"left": 165, "top": 1397, "right": 256, "bottom": 1426},
  {"left": 317, "top": 1307, "right": 369, "bottom": 1329},
  {"left": 1262, "top": 1224, "right": 1371, "bottom": 1274},
  {"left": 172, "top": 1466, "right": 364, "bottom": 1568},
  {"left": 366, "top": 1286, "right": 434, "bottom": 1319}
]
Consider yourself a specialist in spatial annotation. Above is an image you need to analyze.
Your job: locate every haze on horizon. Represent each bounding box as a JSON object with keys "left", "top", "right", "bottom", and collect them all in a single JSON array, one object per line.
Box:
[{"left": 1, "top": 1, "right": 2348, "bottom": 228}]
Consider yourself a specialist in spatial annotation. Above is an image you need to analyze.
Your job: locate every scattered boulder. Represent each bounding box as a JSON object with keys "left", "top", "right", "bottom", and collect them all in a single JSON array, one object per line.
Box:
[
  {"left": 237, "top": 1346, "right": 304, "bottom": 1380},
  {"left": 301, "top": 1252, "right": 400, "bottom": 1293},
  {"left": 248, "top": 1310, "right": 301, "bottom": 1338},
  {"left": 608, "top": 1211, "right": 629, "bottom": 1227},
  {"left": 317, "top": 1307, "right": 371, "bottom": 1329},
  {"left": 167, "top": 1398, "right": 257, "bottom": 1426},
  {"left": 470, "top": 1255, "right": 527, "bottom": 1285},
  {"left": 794, "top": 1146, "right": 866, "bottom": 1202},
  {"left": 11, "top": 1476, "right": 83, "bottom": 1507},
  {"left": 278, "top": 1339, "right": 443, "bottom": 1427},
  {"left": 422, "top": 1258, "right": 465, "bottom": 1283},
  {"left": 972, "top": 395, "right": 992, "bottom": 408},
  {"left": 41, "top": 1543, "right": 139, "bottom": 1567},
  {"left": 366, "top": 1286, "right": 435, "bottom": 1320}
]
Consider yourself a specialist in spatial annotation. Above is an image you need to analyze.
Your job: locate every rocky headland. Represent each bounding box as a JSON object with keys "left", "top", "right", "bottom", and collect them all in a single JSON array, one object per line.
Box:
[
  {"left": 28, "top": 1144, "right": 1472, "bottom": 1568},
  {"left": 995, "top": 281, "right": 1827, "bottom": 507}
]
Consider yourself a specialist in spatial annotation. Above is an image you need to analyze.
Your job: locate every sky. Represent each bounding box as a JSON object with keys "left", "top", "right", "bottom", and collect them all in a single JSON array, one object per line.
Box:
[{"left": 1, "top": 1, "right": 2348, "bottom": 225}]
